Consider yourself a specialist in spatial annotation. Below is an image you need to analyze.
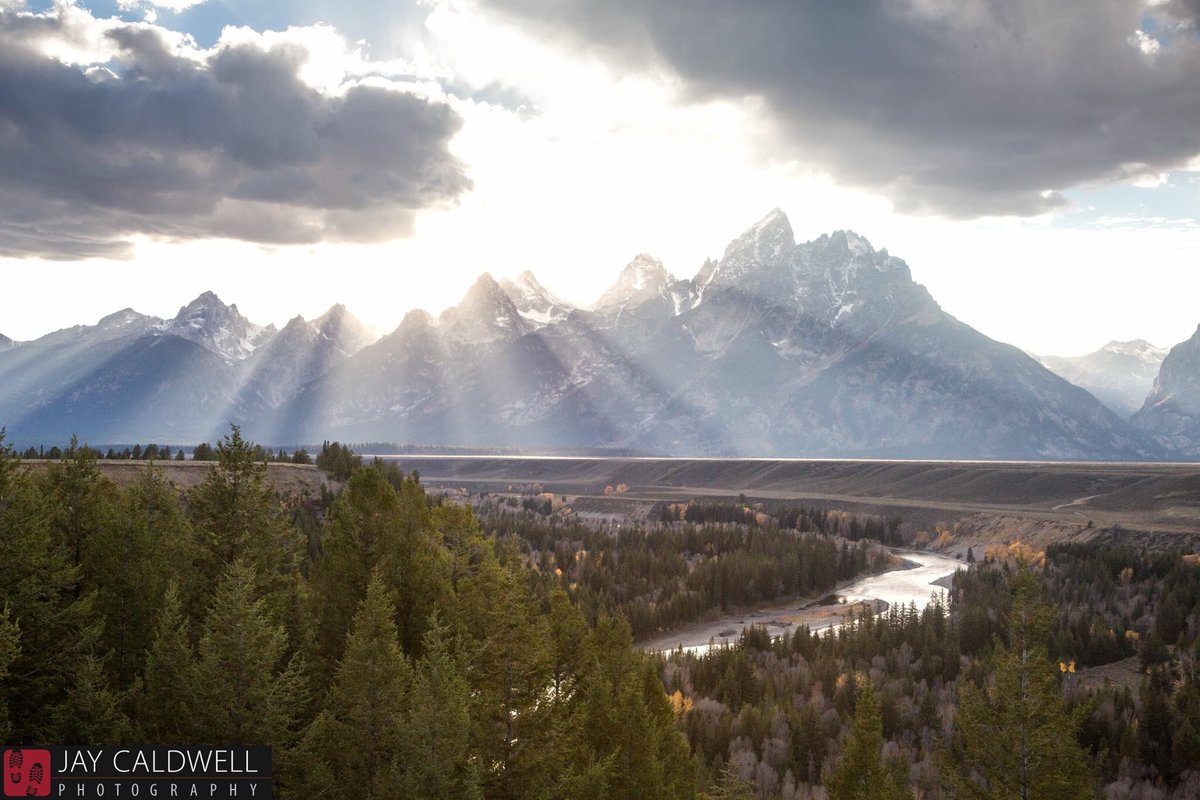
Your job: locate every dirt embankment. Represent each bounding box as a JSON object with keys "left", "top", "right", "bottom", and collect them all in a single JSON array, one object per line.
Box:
[{"left": 21, "top": 459, "right": 340, "bottom": 496}]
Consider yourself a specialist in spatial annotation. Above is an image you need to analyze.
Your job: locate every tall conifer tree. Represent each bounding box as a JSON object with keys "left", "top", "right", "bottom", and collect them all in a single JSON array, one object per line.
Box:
[{"left": 949, "top": 568, "right": 1094, "bottom": 800}]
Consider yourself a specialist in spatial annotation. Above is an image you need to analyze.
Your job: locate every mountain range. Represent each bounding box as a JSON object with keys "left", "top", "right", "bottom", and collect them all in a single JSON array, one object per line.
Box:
[
  {"left": 1, "top": 210, "right": 1196, "bottom": 459},
  {"left": 1039, "top": 340, "right": 1168, "bottom": 418}
]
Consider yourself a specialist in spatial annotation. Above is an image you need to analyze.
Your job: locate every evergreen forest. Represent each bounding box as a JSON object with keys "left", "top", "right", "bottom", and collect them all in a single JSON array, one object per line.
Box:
[{"left": 3, "top": 428, "right": 1200, "bottom": 798}]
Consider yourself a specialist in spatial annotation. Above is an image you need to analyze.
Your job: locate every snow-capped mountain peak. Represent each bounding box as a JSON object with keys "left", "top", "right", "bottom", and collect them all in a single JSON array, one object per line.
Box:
[
  {"left": 164, "top": 290, "right": 275, "bottom": 364},
  {"left": 498, "top": 270, "right": 573, "bottom": 327},
  {"left": 439, "top": 273, "right": 532, "bottom": 345},
  {"left": 593, "top": 254, "right": 680, "bottom": 313},
  {"left": 0, "top": 333, "right": 15, "bottom": 351},
  {"left": 1041, "top": 339, "right": 1168, "bottom": 418}
]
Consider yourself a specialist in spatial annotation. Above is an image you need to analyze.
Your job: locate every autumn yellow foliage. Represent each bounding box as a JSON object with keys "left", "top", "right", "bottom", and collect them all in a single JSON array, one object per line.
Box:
[
  {"left": 984, "top": 540, "right": 1046, "bottom": 568},
  {"left": 669, "top": 689, "right": 694, "bottom": 716}
]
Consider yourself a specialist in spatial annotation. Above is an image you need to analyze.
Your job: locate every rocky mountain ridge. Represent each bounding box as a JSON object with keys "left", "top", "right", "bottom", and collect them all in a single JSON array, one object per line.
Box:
[
  {"left": 1132, "top": 326, "right": 1200, "bottom": 457},
  {"left": 1, "top": 210, "right": 1193, "bottom": 458}
]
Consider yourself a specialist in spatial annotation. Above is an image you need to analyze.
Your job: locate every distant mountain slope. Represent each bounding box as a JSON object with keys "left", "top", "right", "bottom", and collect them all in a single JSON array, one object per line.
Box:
[
  {"left": 1132, "top": 325, "right": 1200, "bottom": 457},
  {"left": 237, "top": 303, "right": 373, "bottom": 416},
  {"left": 1041, "top": 340, "right": 1167, "bottom": 418},
  {"left": 277, "top": 210, "right": 1152, "bottom": 459},
  {"left": 0, "top": 293, "right": 373, "bottom": 444},
  {"left": 0, "top": 333, "right": 15, "bottom": 350}
]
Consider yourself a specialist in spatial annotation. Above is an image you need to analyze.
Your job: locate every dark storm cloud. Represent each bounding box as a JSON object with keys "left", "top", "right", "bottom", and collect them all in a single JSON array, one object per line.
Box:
[
  {"left": 0, "top": 5, "right": 470, "bottom": 259},
  {"left": 1161, "top": 0, "right": 1200, "bottom": 26},
  {"left": 479, "top": 0, "right": 1200, "bottom": 217}
]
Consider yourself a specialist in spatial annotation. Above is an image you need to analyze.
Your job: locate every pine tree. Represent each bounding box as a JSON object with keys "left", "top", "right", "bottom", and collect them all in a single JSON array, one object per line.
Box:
[
  {"left": 189, "top": 425, "right": 297, "bottom": 620},
  {"left": 41, "top": 436, "right": 117, "bottom": 577},
  {"left": 547, "top": 587, "right": 592, "bottom": 702},
  {"left": 0, "top": 606, "right": 19, "bottom": 741},
  {"left": 84, "top": 465, "right": 185, "bottom": 684},
  {"left": 1139, "top": 667, "right": 1174, "bottom": 781},
  {"left": 948, "top": 568, "right": 1094, "bottom": 800},
  {"left": 0, "top": 429, "right": 100, "bottom": 740},
  {"left": 194, "top": 561, "right": 308, "bottom": 745},
  {"left": 51, "top": 653, "right": 131, "bottom": 744},
  {"left": 403, "top": 618, "right": 482, "bottom": 800},
  {"left": 139, "top": 583, "right": 197, "bottom": 742},
  {"left": 310, "top": 466, "right": 453, "bottom": 676},
  {"left": 827, "top": 677, "right": 886, "bottom": 800},
  {"left": 460, "top": 554, "right": 554, "bottom": 800},
  {"left": 577, "top": 616, "right": 694, "bottom": 800},
  {"left": 309, "top": 467, "right": 403, "bottom": 672},
  {"left": 301, "top": 571, "right": 411, "bottom": 800},
  {"left": 379, "top": 471, "right": 455, "bottom": 656}
]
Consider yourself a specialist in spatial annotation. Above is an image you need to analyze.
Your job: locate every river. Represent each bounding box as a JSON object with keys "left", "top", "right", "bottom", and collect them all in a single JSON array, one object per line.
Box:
[{"left": 644, "top": 550, "right": 963, "bottom": 656}]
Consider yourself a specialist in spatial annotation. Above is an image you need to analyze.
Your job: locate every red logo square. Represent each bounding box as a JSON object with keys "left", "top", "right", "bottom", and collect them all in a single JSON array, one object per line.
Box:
[{"left": 4, "top": 749, "right": 51, "bottom": 797}]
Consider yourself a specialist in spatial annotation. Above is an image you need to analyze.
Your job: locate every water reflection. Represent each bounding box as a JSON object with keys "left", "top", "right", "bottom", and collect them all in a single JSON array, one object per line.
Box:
[{"left": 653, "top": 550, "right": 962, "bottom": 656}]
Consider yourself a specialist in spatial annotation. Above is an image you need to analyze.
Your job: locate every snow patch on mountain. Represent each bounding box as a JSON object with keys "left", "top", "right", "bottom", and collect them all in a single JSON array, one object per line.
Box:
[
  {"left": 594, "top": 254, "right": 674, "bottom": 311},
  {"left": 498, "top": 271, "right": 573, "bottom": 328},
  {"left": 163, "top": 291, "right": 275, "bottom": 364}
]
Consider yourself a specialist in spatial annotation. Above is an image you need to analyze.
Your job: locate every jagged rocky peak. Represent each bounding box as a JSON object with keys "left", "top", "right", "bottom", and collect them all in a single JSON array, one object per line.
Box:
[
  {"left": 697, "top": 210, "right": 930, "bottom": 332},
  {"left": 399, "top": 308, "right": 435, "bottom": 330},
  {"left": 593, "top": 254, "right": 682, "bottom": 313},
  {"left": 798, "top": 228, "right": 910, "bottom": 288},
  {"left": 314, "top": 303, "right": 375, "bottom": 355},
  {"left": 0, "top": 332, "right": 14, "bottom": 350},
  {"left": 379, "top": 308, "right": 438, "bottom": 343},
  {"left": 279, "top": 314, "right": 310, "bottom": 333},
  {"left": 266, "top": 314, "right": 321, "bottom": 351},
  {"left": 817, "top": 229, "right": 875, "bottom": 257},
  {"left": 693, "top": 257, "right": 719, "bottom": 289},
  {"left": 164, "top": 290, "right": 275, "bottom": 363},
  {"left": 439, "top": 273, "right": 532, "bottom": 345},
  {"left": 716, "top": 208, "right": 796, "bottom": 274},
  {"left": 498, "top": 270, "right": 573, "bottom": 327}
]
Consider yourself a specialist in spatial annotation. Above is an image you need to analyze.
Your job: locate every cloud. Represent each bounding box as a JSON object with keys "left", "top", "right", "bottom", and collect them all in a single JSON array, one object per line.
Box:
[
  {"left": 117, "top": 0, "right": 206, "bottom": 14},
  {"left": 473, "top": 0, "right": 1200, "bottom": 218},
  {"left": 0, "top": 2, "right": 470, "bottom": 259},
  {"left": 1158, "top": 0, "right": 1200, "bottom": 27}
]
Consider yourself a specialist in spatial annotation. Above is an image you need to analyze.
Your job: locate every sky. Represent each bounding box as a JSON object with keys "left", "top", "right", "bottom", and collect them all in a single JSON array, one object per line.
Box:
[{"left": 1, "top": 0, "right": 1199, "bottom": 356}]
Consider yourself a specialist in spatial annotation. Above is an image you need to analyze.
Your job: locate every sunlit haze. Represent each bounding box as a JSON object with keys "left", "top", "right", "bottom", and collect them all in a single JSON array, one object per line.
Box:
[{"left": 3, "top": 0, "right": 1200, "bottom": 357}]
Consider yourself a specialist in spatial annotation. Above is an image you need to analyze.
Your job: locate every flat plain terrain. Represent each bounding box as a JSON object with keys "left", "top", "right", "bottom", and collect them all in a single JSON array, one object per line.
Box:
[{"left": 381, "top": 455, "right": 1200, "bottom": 548}]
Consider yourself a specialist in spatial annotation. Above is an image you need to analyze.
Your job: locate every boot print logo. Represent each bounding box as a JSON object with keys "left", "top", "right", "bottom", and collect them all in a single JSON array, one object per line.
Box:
[{"left": 3, "top": 749, "right": 51, "bottom": 797}]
